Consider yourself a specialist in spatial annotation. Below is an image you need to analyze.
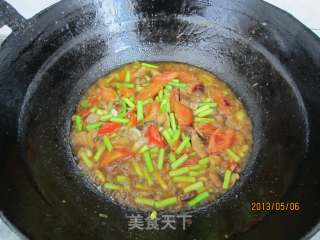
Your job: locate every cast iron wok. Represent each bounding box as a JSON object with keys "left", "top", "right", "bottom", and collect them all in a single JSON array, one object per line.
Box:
[{"left": 0, "top": 0, "right": 319, "bottom": 239}]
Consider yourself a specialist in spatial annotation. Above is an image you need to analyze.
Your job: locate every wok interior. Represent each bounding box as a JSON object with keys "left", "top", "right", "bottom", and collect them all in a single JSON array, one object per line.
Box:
[{"left": 18, "top": 4, "right": 309, "bottom": 239}]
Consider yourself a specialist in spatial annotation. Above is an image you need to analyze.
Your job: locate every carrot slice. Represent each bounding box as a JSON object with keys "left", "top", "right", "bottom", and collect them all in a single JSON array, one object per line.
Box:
[
  {"left": 127, "top": 111, "right": 138, "bottom": 126},
  {"left": 136, "top": 72, "right": 178, "bottom": 100},
  {"left": 115, "top": 147, "right": 134, "bottom": 158},
  {"left": 98, "top": 122, "right": 122, "bottom": 136},
  {"left": 145, "top": 124, "right": 165, "bottom": 147},
  {"left": 208, "top": 129, "right": 235, "bottom": 154},
  {"left": 99, "top": 148, "right": 133, "bottom": 167},
  {"left": 79, "top": 108, "right": 90, "bottom": 118},
  {"left": 99, "top": 151, "right": 123, "bottom": 167}
]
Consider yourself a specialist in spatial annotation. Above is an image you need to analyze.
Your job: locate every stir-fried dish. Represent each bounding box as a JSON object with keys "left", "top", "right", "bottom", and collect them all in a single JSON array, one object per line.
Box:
[{"left": 71, "top": 62, "right": 252, "bottom": 211}]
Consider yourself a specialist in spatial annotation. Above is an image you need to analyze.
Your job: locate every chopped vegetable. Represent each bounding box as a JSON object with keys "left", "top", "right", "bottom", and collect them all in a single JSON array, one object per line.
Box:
[
  {"left": 94, "top": 145, "right": 106, "bottom": 161},
  {"left": 170, "top": 113, "right": 177, "bottom": 131},
  {"left": 116, "top": 147, "right": 133, "bottom": 158},
  {"left": 104, "top": 182, "right": 122, "bottom": 191},
  {"left": 115, "top": 83, "right": 135, "bottom": 89},
  {"left": 168, "top": 81, "right": 189, "bottom": 89},
  {"left": 198, "top": 157, "right": 209, "bottom": 165},
  {"left": 187, "top": 192, "right": 209, "bottom": 207},
  {"left": 79, "top": 108, "right": 90, "bottom": 118},
  {"left": 135, "top": 184, "right": 153, "bottom": 191},
  {"left": 150, "top": 147, "right": 160, "bottom": 154},
  {"left": 183, "top": 157, "right": 199, "bottom": 166},
  {"left": 183, "top": 181, "right": 204, "bottom": 193},
  {"left": 86, "top": 122, "right": 102, "bottom": 131},
  {"left": 127, "top": 111, "right": 138, "bottom": 126},
  {"left": 136, "top": 72, "right": 179, "bottom": 100},
  {"left": 194, "top": 117, "right": 214, "bottom": 124},
  {"left": 95, "top": 170, "right": 106, "bottom": 182},
  {"left": 116, "top": 175, "right": 129, "bottom": 183},
  {"left": 135, "top": 197, "right": 155, "bottom": 207},
  {"left": 169, "top": 167, "right": 189, "bottom": 177},
  {"left": 169, "top": 152, "right": 176, "bottom": 163},
  {"left": 80, "top": 99, "right": 89, "bottom": 108},
  {"left": 157, "top": 148, "right": 165, "bottom": 170},
  {"left": 98, "top": 122, "right": 121, "bottom": 136},
  {"left": 222, "top": 170, "right": 232, "bottom": 189},
  {"left": 99, "top": 150, "right": 126, "bottom": 167},
  {"left": 103, "top": 136, "right": 113, "bottom": 151},
  {"left": 110, "top": 117, "right": 129, "bottom": 124},
  {"left": 171, "top": 154, "right": 189, "bottom": 170},
  {"left": 208, "top": 129, "right": 235, "bottom": 154},
  {"left": 162, "top": 129, "right": 174, "bottom": 146},
  {"left": 137, "top": 100, "right": 144, "bottom": 121},
  {"left": 74, "top": 115, "right": 82, "bottom": 131},
  {"left": 143, "top": 98, "right": 153, "bottom": 105},
  {"left": 139, "top": 145, "right": 149, "bottom": 154},
  {"left": 145, "top": 124, "right": 165, "bottom": 147},
  {"left": 197, "top": 108, "right": 214, "bottom": 118},
  {"left": 132, "top": 161, "right": 143, "bottom": 178},
  {"left": 80, "top": 151, "right": 93, "bottom": 168},
  {"left": 122, "top": 97, "right": 135, "bottom": 108},
  {"left": 238, "top": 145, "right": 249, "bottom": 157},
  {"left": 189, "top": 164, "right": 206, "bottom": 171},
  {"left": 125, "top": 71, "right": 131, "bottom": 82},
  {"left": 235, "top": 110, "right": 245, "bottom": 121},
  {"left": 154, "top": 172, "right": 168, "bottom": 190},
  {"left": 198, "top": 102, "right": 216, "bottom": 108},
  {"left": 88, "top": 96, "right": 99, "bottom": 106},
  {"left": 176, "top": 137, "right": 190, "bottom": 154},
  {"left": 226, "top": 149, "right": 241, "bottom": 162},
  {"left": 173, "top": 176, "right": 196, "bottom": 183},
  {"left": 90, "top": 106, "right": 98, "bottom": 113},
  {"left": 194, "top": 104, "right": 213, "bottom": 116},
  {"left": 155, "top": 197, "right": 177, "bottom": 209},
  {"left": 100, "top": 114, "right": 113, "bottom": 122},
  {"left": 143, "top": 167, "right": 154, "bottom": 186},
  {"left": 141, "top": 62, "right": 159, "bottom": 69},
  {"left": 189, "top": 171, "right": 204, "bottom": 177},
  {"left": 143, "top": 151, "right": 154, "bottom": 172},
  {"left": 160, "top": 98, "right": 171, "bottom": 113}
]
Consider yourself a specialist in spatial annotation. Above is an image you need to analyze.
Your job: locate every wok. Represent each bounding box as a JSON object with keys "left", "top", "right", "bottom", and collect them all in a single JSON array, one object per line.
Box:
[{"left": 0, "top": 0, "right": 319, "bottom": 239}]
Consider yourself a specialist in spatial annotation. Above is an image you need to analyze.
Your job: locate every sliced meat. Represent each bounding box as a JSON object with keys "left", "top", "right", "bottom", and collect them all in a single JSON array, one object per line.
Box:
[
  {"left": 208, "top": 169, "right": 222, "bottom": 188},
  {"left": 85, "top": 113, "right": 100, "bottom": 124},
  {"left": 72, "top": 131, "right": 96, "bottom": 149},
  {"left": 190, "top": 129, "right": 207, "bottom": 158}
]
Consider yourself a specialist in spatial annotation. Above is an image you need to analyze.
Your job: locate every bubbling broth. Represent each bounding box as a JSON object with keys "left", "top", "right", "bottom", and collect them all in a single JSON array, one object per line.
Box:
[{"left": 71, "top": 62, "right": 252, "bottom": 211}]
